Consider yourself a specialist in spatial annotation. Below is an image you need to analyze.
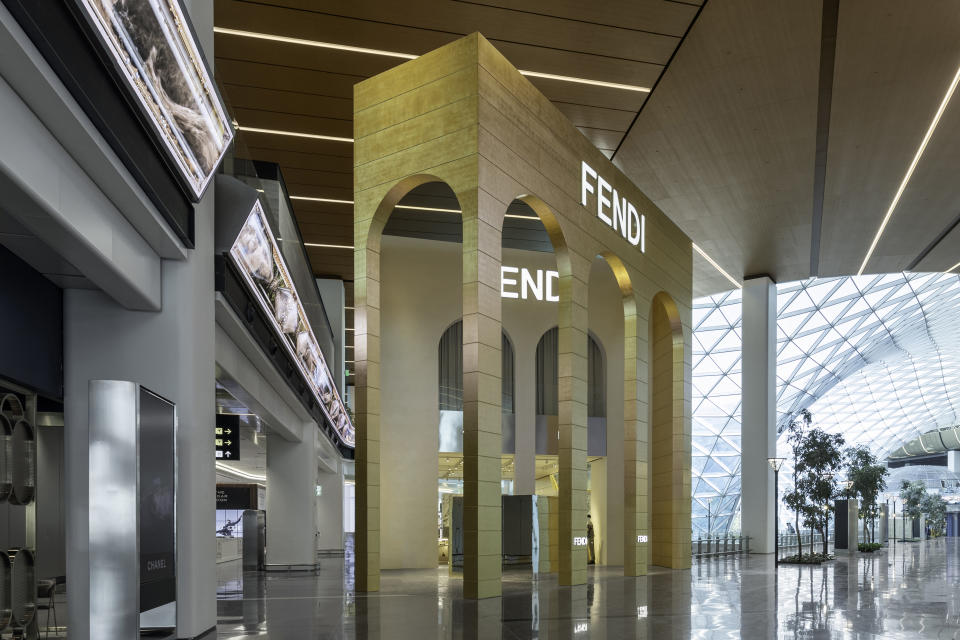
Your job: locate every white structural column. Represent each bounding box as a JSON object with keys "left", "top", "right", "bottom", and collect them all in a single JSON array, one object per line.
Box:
[
  {"left": 266, "top": 426, "right": 320, "bottom": 568},
  {"left": 948, "top": 450, "right": 960, "bottom": 473},
  {"left": 64, "top": 209, "right": 217, "bottom": 638},
  {"left": 741, "top": 276, "right": 777, "bottom": 554},
  {"left": 316, "top": 459, "right": 345, "bottom": 553}
]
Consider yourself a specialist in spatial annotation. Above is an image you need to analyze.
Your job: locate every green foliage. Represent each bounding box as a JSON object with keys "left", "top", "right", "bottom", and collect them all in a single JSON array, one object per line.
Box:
[
  {"left": 779, "top": 552, "right": 832, "bottom": 564},
  {"left": 845, "top": 445, "right": 888, "bottom": 543},
  {"left": 921, "top": 492, "right": 947, "bottom": 536},
  {"left": 796, "top": 428, "right": 846, "bottom": 554},
  {"left": 858, "top": 542, "right": 883, "bottom": 552},
  {"left": 899, "top": 480, "right": 927, "bottom": 520},
  {"left": 783, "top": 409, "right": 813, "bottom": 558},
  {"left": 782, "top": 411, "right": 846, "bottom": 556}
]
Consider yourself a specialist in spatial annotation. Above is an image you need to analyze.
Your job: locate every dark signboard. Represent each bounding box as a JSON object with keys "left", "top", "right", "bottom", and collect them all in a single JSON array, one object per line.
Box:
[
  {"left": 216, "top": 484, "right": 258, "bottom": 510},
  {"left": 139, "top": 388, "right": 176, "bottom": 613},
  {"left": 215, "top": 414, "right": 240, "bottom": 460}
]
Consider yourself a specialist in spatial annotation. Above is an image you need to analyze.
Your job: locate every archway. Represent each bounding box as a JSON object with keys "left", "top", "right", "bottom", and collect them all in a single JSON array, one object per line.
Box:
[
  {"left": 355, "top": 177, "right": 466, "bottom": 591},
  {"left": 649, "top": 291, "right": 690, "bottom": 569}
]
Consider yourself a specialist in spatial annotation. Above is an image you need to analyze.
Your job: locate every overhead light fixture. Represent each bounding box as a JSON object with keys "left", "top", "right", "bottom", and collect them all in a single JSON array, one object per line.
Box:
[
  {"left": 947, "top": 260, "right": 960, "bottom": 273},
  {"left": 518, "top": 70, "right": 649, "bottom": 93},
  {"left": 216, "top": 462, "right": 266, "bottom": 482},
  {"left": 858, "top": 63, "right": 960, "bottom": 276},
  {"left": 395, "top": 204, "right": 460, "bottom": 213},
  {"left": 214, "top": 27, "right": 649, "bottom": 92},
  {"left": 237, "top": 125, "right": 353, "bottom": 143},
  {"left": 290, "top": 196, "right": 354, "bottom": 205},
  {"left": 304, "top": 242, "right": 354, "bottom": 249},
  {"left": 692, "top": 243, "right": 741, "bottom": 289},
  {"left": 290, "top": 197, "right": 540, "bottom": 221},
  {"left": 214, "top": 26, "right": 416, "bottom": 60}
]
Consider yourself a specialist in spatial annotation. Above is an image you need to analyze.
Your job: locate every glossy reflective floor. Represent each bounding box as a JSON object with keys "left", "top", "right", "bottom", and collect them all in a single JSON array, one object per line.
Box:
[{"left": 216, "top": 538, "right": 960, "bottom": 639}]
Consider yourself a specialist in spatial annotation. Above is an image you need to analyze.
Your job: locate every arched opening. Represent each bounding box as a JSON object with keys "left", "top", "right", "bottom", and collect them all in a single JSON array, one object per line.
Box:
[
  {"left": 365, "top": 180, "right": 465, "bottom": 574},
  {"left": 533, "top": 328, "right": 606, "bottom": 506},
  {"left": 437, "top": 321, "right": 516, "bottom": 568},
  {"left": 649, "top": 291, "right": 689, "bottom": 569}
]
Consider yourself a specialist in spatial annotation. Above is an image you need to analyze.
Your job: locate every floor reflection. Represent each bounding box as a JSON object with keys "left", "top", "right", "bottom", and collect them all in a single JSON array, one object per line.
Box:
[{"left": 216, "top": 538, "right": 960, "bottom": 639}]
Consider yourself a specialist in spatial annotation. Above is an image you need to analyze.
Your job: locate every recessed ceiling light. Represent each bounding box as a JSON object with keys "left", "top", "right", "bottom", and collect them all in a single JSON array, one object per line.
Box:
[
  {"left": 214, "top": 26, "right": 416, "bottom": 60},
  {"left": 214, "top": 27, "right": 649, "bottom": 92},
  {"left": 518, "top": 70, "right": 649, "bottom": 93},
  {"left": 395, "top": 204, "right": 461, "bottom": 213},
  {"left": 237, "top": 125, "right": 352, "bottom": 143},
  {"left": 216, "top": 462, "right": 266, "bottom": 482},
  {"left": 692, "top": 243, "right": 741, "bottom": 289},
  {"left": 290, "top": 196, "right": 354, "bottom": 205},
  {"left": 304, "top": 242, "right": 354, "bottom": 249},
  {"left": 290, "top": 197, "right": 541, "bottom": 222},
  {"left": 858, "top": 64, "right": 960, "bottom": 276}
]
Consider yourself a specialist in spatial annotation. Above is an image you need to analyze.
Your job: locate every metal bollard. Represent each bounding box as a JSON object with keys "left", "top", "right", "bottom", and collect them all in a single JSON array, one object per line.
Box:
[{"left": 697, "top": 536, "right": 702, "bottom": 557}]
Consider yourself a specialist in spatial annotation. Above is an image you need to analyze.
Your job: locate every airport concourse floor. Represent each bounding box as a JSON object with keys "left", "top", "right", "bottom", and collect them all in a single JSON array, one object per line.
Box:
[{"left": 215, "top": 538, "right": 960, "bottom": 639}]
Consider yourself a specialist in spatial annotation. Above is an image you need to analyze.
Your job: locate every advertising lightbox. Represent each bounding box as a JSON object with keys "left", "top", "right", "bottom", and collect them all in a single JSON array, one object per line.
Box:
[
  {"left": 229, "top": 201, "right": 355, "bottom": 448},
  {"left": 71, "top": 0, "right": 233, "bottom": 201}
]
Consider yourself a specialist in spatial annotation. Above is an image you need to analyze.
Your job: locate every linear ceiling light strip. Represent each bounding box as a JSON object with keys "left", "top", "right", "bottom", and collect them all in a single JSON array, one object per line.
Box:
[
  {"left": 214, "top": 27, "right": 649, "bottom": 92},
  {"left": 305, "top": 242, "right": 354, "bottom": 249},
  {"left": 289, "top": 198, "right": 540, "bottom": 221},
  {"left": 858, "top": 64, "right": 960, "bottom": 276},
  {"left": 290, "top": 196, "right": 354, "bottom": 204},
  {"left": 214, "top": 26, "right": 416, "bottom": 59},
  {"left": 237, "top": 125, "right": 353, "bottom": 143},
  {"left": 692, "top": 243, "right": 741, "bottom": 289},
  {"left": 216, "top": 462, "right": 266, "bottom": 482}
]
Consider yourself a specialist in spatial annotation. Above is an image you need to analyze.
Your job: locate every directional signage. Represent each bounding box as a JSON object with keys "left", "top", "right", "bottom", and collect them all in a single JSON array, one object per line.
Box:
[{"left": 215, "top": 414, "right": 241, "bottom": 461}]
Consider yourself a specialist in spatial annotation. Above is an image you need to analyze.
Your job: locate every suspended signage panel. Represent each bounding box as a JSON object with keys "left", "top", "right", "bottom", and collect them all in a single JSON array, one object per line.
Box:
[
  {"left": 214, "top": 414, "right": 240, "bottom": 460},
  {"left": 229, "top": 201, "right": 355, "bottom": 448}
]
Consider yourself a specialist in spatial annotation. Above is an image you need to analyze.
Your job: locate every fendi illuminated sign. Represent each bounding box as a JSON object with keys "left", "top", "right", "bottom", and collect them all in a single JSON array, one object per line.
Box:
[
  {"left": 580, "top": 161, "right": 646, "bottom": 251},
  {"left": 501, "top": 266, "right": 559, "bottom": 301}
]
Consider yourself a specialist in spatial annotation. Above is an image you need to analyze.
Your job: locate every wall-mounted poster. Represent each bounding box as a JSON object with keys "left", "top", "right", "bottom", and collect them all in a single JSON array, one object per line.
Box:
[
  {"left": 71, "top": 0, "right": 233, "bottom": 201},
  {"left": 230, "top": 201, "right": 356, "bottom": 449}
]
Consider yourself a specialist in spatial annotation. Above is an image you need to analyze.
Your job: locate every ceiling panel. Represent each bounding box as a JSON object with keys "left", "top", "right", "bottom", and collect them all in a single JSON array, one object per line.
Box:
[
  {"left": 614, "top": 0, "right": 821, "bottom": 295},
  {"left": 214, "top": 0, "right": 701, "bottom": 290},
  {"left": 819, "top": 0, "right": 960, "bottom": 277}
]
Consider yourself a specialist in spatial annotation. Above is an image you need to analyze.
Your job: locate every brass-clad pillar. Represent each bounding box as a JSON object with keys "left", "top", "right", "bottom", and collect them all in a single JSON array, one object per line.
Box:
[
  {"left": 650, "top": 293, "right": 692, "bottom": 569},
  {"left": 354, "top": 193, "right": 384, "bottom": 592},
  {"left": 557, "top": 262, "right": 589, "bottom": 586},
  {"left": 624, "top": 301, "right": 649, "bottom": 576},
  {"left": 461, "top": 187, "right": 503, "bottom": 599}
]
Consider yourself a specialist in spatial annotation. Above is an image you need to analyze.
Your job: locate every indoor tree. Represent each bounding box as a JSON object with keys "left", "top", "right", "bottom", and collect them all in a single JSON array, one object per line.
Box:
[
  {"left": 846, "top": 445, "right": 889, "bottom": 543},
  {"left": 796, "top": 428, "right": 846, "bottom": 555},
  {"left": 921, "top": 492, "right": 947, "bottom": 537},
  {"left": 782, "top": 409, "right": 813, "bottom": 558},
  {"left": 899, "top": 480, "right": 926, "bottom": 539}
]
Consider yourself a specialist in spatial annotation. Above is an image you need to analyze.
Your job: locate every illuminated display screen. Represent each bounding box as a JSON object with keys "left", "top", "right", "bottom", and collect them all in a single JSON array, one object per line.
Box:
[
  {"left": 230, "top": 201, "right": 355, "bottom": 448},
  {"left": 73, "top": 0, "right": 233, "bottom": 201}
]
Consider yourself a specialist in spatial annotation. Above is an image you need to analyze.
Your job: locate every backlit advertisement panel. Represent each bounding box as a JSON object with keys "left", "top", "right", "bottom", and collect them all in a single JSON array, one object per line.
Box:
[{"left": 230, "top": 201, "right": 355, "bottom": 448}]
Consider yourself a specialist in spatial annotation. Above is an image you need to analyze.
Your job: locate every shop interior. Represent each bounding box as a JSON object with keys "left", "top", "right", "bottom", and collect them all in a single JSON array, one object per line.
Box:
[{"left": 375, "top": 180, "right": 630, "bottom": 575}]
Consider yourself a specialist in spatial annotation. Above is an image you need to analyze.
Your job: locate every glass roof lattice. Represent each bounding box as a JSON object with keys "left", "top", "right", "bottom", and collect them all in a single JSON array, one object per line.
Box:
[{"left": 692, "top": 272, "right": 960, "bottom": 538}]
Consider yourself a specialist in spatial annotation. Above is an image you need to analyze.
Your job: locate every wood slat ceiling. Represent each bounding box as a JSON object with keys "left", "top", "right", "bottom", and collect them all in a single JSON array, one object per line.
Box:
[
  {"left": 214, "top": 0, "right": 703, "bottom": 377},
  {"left": 214, "top": 0, "right": 702, "bottom": 283}
]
